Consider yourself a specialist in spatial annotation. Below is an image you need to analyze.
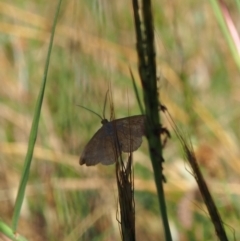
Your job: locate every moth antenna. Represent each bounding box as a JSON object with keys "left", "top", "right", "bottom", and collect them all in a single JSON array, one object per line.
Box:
[
  {"left": 102, "top": 89, "right": 109, "bottom": 119},
  {"left": 77, "top": 105, "right": 103, "bottom": 120},
  {"left": 109, "top": 91, "right": 115, "bottom": 120},
  {"left": 107, "top": 83, "right": 115, "bottom": 120}
]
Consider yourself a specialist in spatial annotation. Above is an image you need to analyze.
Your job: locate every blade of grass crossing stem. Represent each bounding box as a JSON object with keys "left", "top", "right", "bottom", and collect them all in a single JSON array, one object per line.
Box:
[
  {"left": 0, "top": 221, "right": 28, "bottom": 241},
  {"left": 11, "top": 0, "right": 63, "bottom": 233},
  {"left": 129, "top": 68, "right": 144, "bottom": 115}
]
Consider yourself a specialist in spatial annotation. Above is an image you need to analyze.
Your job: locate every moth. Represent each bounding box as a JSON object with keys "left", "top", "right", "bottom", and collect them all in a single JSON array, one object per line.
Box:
[{"left": 80, "top": 115, "right": 146, "bottom": 166}]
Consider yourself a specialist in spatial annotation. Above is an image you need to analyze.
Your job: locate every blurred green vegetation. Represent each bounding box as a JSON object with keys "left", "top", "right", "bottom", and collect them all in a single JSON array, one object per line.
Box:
[{"left": 0, "top": 1, "right": 239, "bottom": 240}]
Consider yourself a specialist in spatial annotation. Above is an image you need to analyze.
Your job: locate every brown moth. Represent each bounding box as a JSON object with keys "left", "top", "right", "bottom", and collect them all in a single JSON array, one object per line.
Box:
[{"left": 80, "top": 115, "right": 146, "bottom": 166}]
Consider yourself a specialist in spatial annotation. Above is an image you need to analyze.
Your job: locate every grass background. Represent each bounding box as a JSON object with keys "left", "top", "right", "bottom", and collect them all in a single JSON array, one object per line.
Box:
[{"left": 0, "top": 1, "right": 239, "bottom": 240}]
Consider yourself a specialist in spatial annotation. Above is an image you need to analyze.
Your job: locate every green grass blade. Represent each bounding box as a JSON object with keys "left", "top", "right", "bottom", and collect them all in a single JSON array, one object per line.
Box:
[
  {"left": 131, "top": 0, "right": 172, "bottom": 240},
  {"left": 129, "top": 68, "right": 144, "bottom": 114},
  {"left": 0, "top": 220, "right": 28, "bottom": 241},
  {"left": 236, "top": 0, "right": 240, "bottom": 11},
  {"left": 11, "top": 0, "right": 63, "bottom": 233},
  {"left": 210, "top": 0, "right": 240, "bottom": 70}
]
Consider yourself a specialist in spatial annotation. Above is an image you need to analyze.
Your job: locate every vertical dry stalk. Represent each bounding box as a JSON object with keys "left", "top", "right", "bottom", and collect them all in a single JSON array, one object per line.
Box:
[
  {"left": 116, "top": 153, "right": 135, "bottom": 241},
  {"left": 104, "top": 89, "right": 136, "bottom": 241},
  {"left": 111, "top": 114, "right": 135, "bottom": 241}
]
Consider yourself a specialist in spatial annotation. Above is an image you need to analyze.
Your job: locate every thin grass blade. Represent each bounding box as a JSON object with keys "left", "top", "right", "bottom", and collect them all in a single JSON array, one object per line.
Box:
[
  {"left": 0, "top": 221, "right": 28, "bottom": 241},
  {"left": 11, "top": 0, "right": 63, "bottom": 233},
  {"left": 210, "top": 0, "right": 240, "bottom": 69}
]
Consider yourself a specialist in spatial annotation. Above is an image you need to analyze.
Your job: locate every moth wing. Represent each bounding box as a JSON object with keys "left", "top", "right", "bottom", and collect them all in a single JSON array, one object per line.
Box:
[
  {"left": 113, "top": 115, "right": 146, "bottom": 153},
  {"left": 80, "top": 125, "right": 120, "bottom": 166}
]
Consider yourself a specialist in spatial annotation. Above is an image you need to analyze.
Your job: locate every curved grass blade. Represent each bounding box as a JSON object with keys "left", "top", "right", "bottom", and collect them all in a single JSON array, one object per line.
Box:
[
  {"left": 11, "top": 0, "right": 63, "bottom": 233},
  {"left": 0, "top": 221, "right": 28, "bottom": 241},
  {"left": 210, "top": 0, "right": 240, "bottom": 70}
]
